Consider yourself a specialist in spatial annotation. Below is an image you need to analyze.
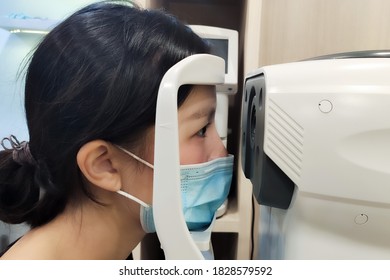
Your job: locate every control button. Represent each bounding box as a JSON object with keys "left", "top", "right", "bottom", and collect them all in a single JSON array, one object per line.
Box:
[
  {"left": 318, "top": 100, "right": 333, "bottom": 113},
  {"left": 354, "top": 214, "right": 368, "bottom": 225}
]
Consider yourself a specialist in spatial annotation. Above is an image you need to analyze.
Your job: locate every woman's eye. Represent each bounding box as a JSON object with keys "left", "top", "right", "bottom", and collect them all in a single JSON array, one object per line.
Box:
[{"left": 196, "top": 124, "right": 209, "bottom": 137}]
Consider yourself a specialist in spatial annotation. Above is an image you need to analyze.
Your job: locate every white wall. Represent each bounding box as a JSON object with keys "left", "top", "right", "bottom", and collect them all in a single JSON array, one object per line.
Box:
[
  {"left": 258, "top": 0, "right": 390, "bottom": 66},
  {"left": 0, "top": 29, "right": 32, "bottom": 141},
  {"left": 0, "top": 0, "right": 98, "bottom": 20}
]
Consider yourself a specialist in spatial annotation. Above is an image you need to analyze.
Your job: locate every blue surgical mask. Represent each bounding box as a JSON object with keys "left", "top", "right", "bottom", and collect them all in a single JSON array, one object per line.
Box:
[{"left": 115, "top": 145, "right": 234, "bottom": 233}]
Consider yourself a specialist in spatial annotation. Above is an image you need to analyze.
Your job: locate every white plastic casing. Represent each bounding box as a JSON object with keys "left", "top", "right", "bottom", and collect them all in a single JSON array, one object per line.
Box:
[{"left": 189, "top": 25, "right": 238, "bottom": 95}]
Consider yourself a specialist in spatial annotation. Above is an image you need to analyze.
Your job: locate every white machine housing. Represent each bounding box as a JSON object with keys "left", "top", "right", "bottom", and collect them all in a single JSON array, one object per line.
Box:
[
  {"left": 241, "top": 52, "right": 390, "bottom": 259},
  {"left": 189, "top": 25, "right": 238, "bottom": 94}
]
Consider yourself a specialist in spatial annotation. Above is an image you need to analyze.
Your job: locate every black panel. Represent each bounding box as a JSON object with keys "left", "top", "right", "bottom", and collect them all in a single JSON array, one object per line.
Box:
[{"left": 241, "top": 74, "right": 294, "bottom": 209}]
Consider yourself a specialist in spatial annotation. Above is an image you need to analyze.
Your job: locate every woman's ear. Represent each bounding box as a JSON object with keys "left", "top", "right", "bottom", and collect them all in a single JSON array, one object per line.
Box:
[{"left": 76, "top": 140, "right": 121, "bottom": 192}]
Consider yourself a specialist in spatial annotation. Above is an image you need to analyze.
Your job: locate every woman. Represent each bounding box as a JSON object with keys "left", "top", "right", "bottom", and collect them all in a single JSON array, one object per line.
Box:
[{"left": 0, "top": 0, "right": 233, "bottom": 259}]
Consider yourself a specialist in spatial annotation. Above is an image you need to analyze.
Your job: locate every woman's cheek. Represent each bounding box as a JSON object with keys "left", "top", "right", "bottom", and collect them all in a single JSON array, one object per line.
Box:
[{"left": 180, "top": 140, "right": 207, "bottom": 165}]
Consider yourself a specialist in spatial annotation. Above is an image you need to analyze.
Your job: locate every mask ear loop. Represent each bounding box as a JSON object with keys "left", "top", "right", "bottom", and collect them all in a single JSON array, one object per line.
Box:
[
  {"left": 116, "top": 190, "right": 149, "bottom": 208},
  {"left": 114, "top": 145, "right": 153, "bottom": 208},
  {"left": 115, "top": 145, "right": 154, "bottom": 169}
]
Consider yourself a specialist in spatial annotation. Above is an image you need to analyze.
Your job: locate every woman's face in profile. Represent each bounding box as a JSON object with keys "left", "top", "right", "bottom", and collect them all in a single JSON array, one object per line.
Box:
[
  {"left": 142, "top": 85, "right": 227, "bottom": 166},
  {"left": 125, "top": 85, "right": 228, "bottom": 204},
  {"left": 177, "top": 85, "right": 227, "bottom": 165}
]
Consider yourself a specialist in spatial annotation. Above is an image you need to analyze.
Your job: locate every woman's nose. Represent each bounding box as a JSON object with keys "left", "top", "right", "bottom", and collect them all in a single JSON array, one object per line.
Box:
[{"left": 209, "top": 126, "right": 228, "bottom": 160}]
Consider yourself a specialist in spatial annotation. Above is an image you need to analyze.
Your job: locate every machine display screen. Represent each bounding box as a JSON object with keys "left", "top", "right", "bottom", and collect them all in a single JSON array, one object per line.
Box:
[{"left": 206, "top": 38, "right": 229, "bottom": 74}]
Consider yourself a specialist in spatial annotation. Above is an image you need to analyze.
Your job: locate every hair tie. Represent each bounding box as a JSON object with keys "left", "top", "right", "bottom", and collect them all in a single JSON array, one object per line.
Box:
[{"left": 1, "top": 135, "right": 36, "bottom": 166}]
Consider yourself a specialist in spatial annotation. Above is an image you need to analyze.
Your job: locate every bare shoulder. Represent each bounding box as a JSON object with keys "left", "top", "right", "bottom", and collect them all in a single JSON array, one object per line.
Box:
[{"left": 0, "top": 228, "right": 56, "bottom": 260}]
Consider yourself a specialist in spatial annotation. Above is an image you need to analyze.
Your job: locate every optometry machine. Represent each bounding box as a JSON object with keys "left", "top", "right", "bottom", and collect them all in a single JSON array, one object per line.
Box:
[{"left": 241, "top": 50, "right": 390, "bottom": 259}]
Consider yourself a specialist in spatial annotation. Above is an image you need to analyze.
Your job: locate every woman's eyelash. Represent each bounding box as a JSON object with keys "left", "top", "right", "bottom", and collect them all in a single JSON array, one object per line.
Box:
[{"left": 196, "top": 123, "right": 211, "bottom": 137}]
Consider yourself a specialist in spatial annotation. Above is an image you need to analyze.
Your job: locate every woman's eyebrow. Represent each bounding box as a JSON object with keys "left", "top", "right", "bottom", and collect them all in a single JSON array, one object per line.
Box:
[{"left": 188, "top": 107, "right": 216, "bottom": 121}]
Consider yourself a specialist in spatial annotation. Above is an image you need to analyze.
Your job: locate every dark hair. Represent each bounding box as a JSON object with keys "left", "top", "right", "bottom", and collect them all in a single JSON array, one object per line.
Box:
[{"left": 0, "top": 0, "right": 209, "bottom": 228}]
